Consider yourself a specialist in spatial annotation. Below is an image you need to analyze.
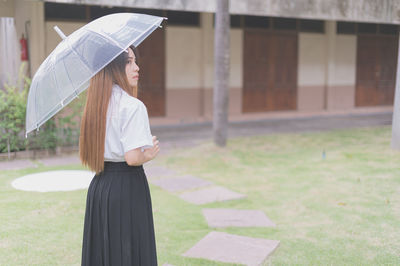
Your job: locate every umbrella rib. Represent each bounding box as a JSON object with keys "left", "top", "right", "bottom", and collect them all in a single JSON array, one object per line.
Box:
[
  {"left": 64, "top": 38, "right": 93, "bottom": 74},
  {"left": 129, "top": 18, "right": 164, "bottom": 47},
  {"left": 83, "top": 27, "right": 139, "bottom": 51},
  {"left": 51, "top": 56, "right": 64, "bottom": 107},
  {"left": 33, "top": 77, "right": 39, "bottom": 130},
  {"left": 62, "top": 59, "right": 79, "bottom": 97}
]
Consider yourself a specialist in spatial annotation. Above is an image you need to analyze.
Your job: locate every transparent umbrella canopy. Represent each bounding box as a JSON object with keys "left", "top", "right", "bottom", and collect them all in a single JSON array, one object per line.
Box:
[{"left": 25, "top": 13, "right": 166, "bottom": 135}]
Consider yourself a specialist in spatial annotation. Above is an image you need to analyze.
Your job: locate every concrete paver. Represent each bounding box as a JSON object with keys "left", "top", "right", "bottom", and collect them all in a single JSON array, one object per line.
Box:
[
  {"left": 202, "top": 208, "right": 276, "bottom": 228},
  {"left": 179, "top": 186, "right": 246, "bottom": 205},
  {"left": 144, "top": 165, "right": 177, "bottom": 180},
  {"left": 183, "top": 231, "right": 280, "bottom": 265},
  {"left": 150, "top": 175, "right": 213, "bottom": 192},
  {"left": 12, "top": 170, "right": 94, "bottom": 192}
]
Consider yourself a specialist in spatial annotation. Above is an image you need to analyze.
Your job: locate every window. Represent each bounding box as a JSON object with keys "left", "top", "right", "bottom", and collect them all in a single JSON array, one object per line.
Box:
[
  {"left": 45, "top": 3, "right": 165, "bottom": 22},
  {"left": 45, "top": 2, "right": 87, "bottom": 21},
  {"left": 273, "top": 18, "right": 297, "bottom": 31},
  {"left": 90, "top": 6, "right": 129, "bottom": 20},
  {"left": 230, "top": 15, "right": 242, "bottom": 28},
  {"left": 299, "top": 19, "right": 324, "bottom": 33},
  {"left": 128, "top": 8, "right": 164, "bottom": 17},
  {"left": 244, "top": 15, "right": 269, "bottom": 29},
  {"left": 165, "top": 10, "right": 200, "bottom": 26},
  {"left": 379, "top": 24, "right": 399, "bottom": 35},
  {"left": 337, "top": 21, "right": 356, "bottom": 34},
  {"left": 358, "top": 23, "right": 378, "bottom": 34}
]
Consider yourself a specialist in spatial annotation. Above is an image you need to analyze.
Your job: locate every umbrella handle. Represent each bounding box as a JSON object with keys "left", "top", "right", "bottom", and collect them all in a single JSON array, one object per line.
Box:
[{"left": 54, "top": 26, "right": 67, "bottom": 40}]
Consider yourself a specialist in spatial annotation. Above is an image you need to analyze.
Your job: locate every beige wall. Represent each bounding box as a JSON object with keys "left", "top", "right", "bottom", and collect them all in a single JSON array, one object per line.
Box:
[
  {"left": 0, "top": 0, "right": 45, "bottom": 76},
  {"left": 166, "top": 26, "right": 203, "bottom": 90},
  {"left": 203, "top": 28, "right": 243, "bottom": 89},
  {"left": 163, "top": 16, "right": 364, "bottom": 118},
  {"left": 332, "top": 35, "right": 357, "bottom": 86},
  {"left": 12, "top": 0, "right": 45, "bottom": 76},
  {"left": 297, "top": 24, "right": 358, "bottom": 112},
  {"left": 297, "top": 32, "right": 326, "bottom": 111},
  {"left": 166, "top": 12, "right": 244, "bottom": 118},
  {"left": 201, "top": 28, "right": 243, "bottom": 117},
  {"left": 326, "top": 34, "right": 357, "bottom": 110},
  {"left": 0, "top": 0, "right": 14, "bottom": 17}
]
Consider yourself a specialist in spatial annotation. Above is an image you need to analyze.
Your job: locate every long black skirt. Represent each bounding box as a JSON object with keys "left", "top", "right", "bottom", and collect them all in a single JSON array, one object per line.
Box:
[{"left": 81, "top": 162, "right": 157, "bottom": 266}]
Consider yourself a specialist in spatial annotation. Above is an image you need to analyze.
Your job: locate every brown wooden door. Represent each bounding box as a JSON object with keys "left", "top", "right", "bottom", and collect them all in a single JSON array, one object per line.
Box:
[
  {"left": 356, "top": 35, "right": 398, "bottom": 106},
  {"left": 137, "top": 29, "right": 166, "bottom": 116},
  {"left": 243, "top": 29, "right": 297, "bottom": 112},
  {"left": 243, "top": 29, "right": 271, "bottom": 112},
  {"left": 269, "top": 32, "right": 298, "bottom": 111}
]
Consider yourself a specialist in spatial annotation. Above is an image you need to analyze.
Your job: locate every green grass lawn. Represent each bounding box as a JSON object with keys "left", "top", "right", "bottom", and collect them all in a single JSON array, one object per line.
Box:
[{"left": 1, "top": 126, "right": 399, "bottom": 265}]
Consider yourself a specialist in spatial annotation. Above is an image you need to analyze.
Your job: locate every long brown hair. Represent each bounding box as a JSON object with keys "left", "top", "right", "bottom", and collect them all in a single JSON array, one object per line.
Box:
[{"left": 79, "top": 46, "right": 137, "bottom": 173}]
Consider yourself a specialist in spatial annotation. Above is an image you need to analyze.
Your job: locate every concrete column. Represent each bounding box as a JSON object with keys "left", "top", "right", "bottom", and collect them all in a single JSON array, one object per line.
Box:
[
  {"left": 14, "top": 0, "right": 45, "bottom": 77},
  {"left": 324, "top": 21, "right": 336, "bottom": 110},
  {"left": 200, "top": 12, "right": 214, "bottom": 118},
  {"left": 391, "top": 32, "right": 400, "bottom": 150},
  {"left": 29, "top": 1, "right": 45, "bottom": 76},
  {"left": 0, "top": 0, "right": 15, "bottom": 17}
]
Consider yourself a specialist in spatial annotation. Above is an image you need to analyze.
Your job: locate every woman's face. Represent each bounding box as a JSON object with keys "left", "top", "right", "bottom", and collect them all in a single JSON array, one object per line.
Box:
[{"left": 125, "top": 48, "right": 139, "bottom": 87}]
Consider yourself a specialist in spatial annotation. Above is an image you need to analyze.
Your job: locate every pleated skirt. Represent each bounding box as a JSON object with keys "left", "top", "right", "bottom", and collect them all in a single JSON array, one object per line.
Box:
[{"left": 81, "top": 162, "right": 157, "bottom": 266}]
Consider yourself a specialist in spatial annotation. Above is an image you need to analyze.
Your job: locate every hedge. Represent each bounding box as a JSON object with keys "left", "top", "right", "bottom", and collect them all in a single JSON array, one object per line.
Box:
[{"left": 0, "top": 71, "right": 85, "bottom": 159}]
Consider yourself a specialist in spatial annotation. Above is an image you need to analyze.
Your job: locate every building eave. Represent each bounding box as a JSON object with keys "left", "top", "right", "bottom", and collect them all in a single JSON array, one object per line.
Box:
[{"left": 44, "top": 0, "right": 400, "bottom": 25}]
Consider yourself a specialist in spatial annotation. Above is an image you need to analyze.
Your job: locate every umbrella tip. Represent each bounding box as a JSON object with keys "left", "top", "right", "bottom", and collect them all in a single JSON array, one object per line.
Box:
[{"left": 54, "top": 26, "right": 67, "bottom": 40}]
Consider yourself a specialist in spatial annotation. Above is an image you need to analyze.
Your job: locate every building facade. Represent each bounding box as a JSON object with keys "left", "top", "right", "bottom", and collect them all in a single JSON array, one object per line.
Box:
[{"left": 1, "top": 0, "right": 399, "bottom": 121}]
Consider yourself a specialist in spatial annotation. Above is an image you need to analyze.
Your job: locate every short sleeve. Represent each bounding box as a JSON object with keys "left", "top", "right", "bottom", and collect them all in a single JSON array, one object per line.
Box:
[{"left": 120, "top": 102, "right": 153, "bottom": 153}]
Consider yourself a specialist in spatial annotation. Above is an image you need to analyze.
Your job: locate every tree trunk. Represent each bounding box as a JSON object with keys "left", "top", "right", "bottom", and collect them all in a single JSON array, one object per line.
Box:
[
  {"left": 213, "top": 0, "right": 230, "bottom": 147},
  {"left": 391, "top": 32, "right": 400, "bottom": 149}
]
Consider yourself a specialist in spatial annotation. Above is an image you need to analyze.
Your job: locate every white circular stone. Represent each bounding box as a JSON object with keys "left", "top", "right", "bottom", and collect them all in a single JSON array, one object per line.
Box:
[{"left": 12, "top": 170, "right": 95, "bottom": 192}]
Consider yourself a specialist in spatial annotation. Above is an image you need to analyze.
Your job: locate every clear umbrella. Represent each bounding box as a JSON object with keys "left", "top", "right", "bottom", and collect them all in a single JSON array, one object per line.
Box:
[{"left": 25, "top": 13, "right": 166, "bottom": 135}]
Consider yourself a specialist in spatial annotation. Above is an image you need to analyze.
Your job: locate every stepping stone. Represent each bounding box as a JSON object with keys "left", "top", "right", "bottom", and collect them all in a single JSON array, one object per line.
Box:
[
  {"left": 202, "top": 208, "right": 276, "bottom": 228},
  {"left": 144, "top": 165, "right": 176, "bottom": 179},
  {"left": 39, "top": 156, "right": 80, "bottom": 166},
  {"left": 150, "top": 175, "right": 213, "bottom": 192},
  {"left": 0, "top": 159, "right": 37, "bottom": 170},
  {"left": 183, "top": 231, "right": 279, "bottom": 265},
  {"left": 179, "top": 186, "right": 246, "bottom": 205},
  {"left": 12, "top": 170, "right": 94, "bottom": 192}
]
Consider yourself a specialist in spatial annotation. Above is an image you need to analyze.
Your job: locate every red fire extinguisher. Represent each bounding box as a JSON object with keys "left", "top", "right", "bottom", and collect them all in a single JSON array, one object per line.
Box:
[{"left": 20, "top": 34, "right": 28, "bottom": 61}]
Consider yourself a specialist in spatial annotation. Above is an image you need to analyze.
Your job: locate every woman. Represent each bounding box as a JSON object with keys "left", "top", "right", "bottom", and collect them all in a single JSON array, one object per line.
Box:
[{"left": 79, "top": 45, "right": 160, "bottom": 266}]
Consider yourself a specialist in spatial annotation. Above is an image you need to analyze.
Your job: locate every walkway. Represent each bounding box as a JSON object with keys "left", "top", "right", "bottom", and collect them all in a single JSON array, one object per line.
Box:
[
  {"left": 151, "top": 109, "right": 392, "bottom": 149},
  {"left": 146, "top": 163, "right": 279, "bottom": 265},
  {"left": 0, "top": 109, "right": 393, "bottom": 168}
]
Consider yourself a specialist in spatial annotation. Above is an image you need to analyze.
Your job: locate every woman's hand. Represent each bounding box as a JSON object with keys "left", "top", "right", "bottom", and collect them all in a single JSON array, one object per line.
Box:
[
  {"left": 124, "top": 136, "right": 160, "bottom": 166},
  {"left": 144, "top": 136, "right": 160, "bottom": 160}
]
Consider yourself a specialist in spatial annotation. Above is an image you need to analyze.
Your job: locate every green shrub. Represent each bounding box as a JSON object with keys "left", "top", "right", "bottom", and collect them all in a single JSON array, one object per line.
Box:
[
  {"left": 54, "top": 90, "right": 86, "bottom": 147},
  {"left": 0, "top": 66, "right": 86, "bottom": 156},
  {"left": 0, "top": 79, "right": 28, "bottom": 154}
]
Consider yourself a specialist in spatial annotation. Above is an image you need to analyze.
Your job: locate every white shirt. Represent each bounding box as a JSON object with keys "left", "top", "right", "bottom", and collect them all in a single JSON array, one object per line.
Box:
[{"left": 104, "top": 84, "right": 153, "bottom": 162}]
